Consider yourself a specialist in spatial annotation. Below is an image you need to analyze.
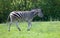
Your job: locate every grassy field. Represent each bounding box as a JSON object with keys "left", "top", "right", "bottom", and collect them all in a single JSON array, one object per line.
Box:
[{"left": 0, "top": 21, "right": 60, "bottom": 38}]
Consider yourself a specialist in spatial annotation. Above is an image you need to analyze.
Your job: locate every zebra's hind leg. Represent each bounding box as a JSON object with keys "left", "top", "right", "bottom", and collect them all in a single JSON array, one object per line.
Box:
[
  {"left": 8, "top": 22, "right": 12, "bottom": 32},
  {"left": 16, "top": 21, "right": 21, "bottom": 31},
  {"left": 27, "top": 21, "right": 32, "bottom": 31},
  {"left": 8, "top": 15, "right": 13, "bottom": 32}
]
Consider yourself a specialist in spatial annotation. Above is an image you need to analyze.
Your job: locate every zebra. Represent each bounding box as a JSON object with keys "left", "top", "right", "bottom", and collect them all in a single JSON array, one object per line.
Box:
[{"left": 7, "top": 9, "right": 44, "bottom": 31}]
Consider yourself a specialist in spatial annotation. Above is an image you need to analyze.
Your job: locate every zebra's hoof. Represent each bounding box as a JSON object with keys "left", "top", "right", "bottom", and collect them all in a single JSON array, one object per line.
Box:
[
  {"left": 27, "top": 29, "right": 30, "bottom": 31},
  {"left": 8, "top": 30, "right": 10, "bottom": 32},
  {"left": 19, "top": 29, "right": 21, "bottom": 31}
]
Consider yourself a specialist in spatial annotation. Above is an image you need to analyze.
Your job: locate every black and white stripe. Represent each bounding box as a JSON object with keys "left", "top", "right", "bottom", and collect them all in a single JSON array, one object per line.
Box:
[{"left": 11, "top": 12, "right": 23, "bottom": 18}]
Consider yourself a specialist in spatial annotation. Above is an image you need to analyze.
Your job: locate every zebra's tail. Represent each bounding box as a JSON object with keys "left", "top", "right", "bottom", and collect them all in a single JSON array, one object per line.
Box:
[{"left": 7, "top": 15, "right": 10, "bottom": 23}]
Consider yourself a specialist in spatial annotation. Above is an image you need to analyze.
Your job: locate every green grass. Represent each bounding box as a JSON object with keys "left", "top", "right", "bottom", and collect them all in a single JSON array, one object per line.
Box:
[{"left": 0, "top": 21, "right": 60, "bottom": 38}]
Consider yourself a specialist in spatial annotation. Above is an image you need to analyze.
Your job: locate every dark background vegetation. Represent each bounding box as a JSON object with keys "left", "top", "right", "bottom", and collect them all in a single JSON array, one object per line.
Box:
[{"left": 0, "top": 0, "right": 60, "bottom": 23}]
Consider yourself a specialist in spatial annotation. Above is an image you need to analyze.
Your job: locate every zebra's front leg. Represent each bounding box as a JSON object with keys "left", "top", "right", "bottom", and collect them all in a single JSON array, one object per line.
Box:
[
  {"left": 16, "top": 21, "right": 21, "bottom": 31},
  {"left": 27, "top": 21, "right": 32, "bottom": 31}
]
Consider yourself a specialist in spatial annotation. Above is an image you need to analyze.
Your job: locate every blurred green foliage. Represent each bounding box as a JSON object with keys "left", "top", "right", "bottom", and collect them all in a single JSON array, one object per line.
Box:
[{"left": 0, "top": 0, "right": 60, "bottom": 23}]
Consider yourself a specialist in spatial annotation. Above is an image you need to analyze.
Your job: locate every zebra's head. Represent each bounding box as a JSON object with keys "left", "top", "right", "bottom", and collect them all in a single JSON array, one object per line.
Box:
[
  {"left": 36, "top": 9, "right": 44, "bottom": 17},
  {"left": 31, "top": 9, "right": 44, "bottom": 17}
]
